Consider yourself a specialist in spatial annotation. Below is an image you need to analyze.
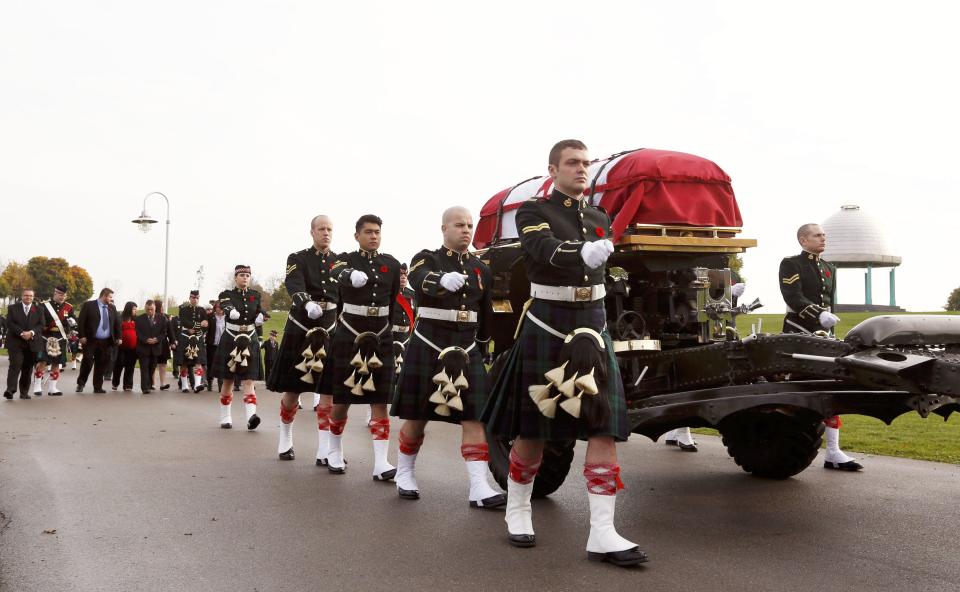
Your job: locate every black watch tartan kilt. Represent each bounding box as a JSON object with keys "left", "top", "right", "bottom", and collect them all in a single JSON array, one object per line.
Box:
[
  {"left": 481, "top": 298, "right": 630, "bottom": 442},
  {"left": 390, "top": 320, "right": 489, "bottom": 424},
  {"left": 266, "top": 309, "right": 337, "bottom": 394},
  {"left": 175, "top": 333, "right": 207, "bottom": 366},
  {"left": 330, "top": 313, "right": 395, "bottom": 405},
  {"left": 211, "top": 327, "right": 261, "bottom": 380}
]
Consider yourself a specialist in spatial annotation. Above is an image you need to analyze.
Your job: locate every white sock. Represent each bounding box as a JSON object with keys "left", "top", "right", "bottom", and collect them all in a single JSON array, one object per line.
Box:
[
  {"left": 586, "top": 493, "right": 636, "bottom": 553},
  {"left": 312, "top": 393, "right": 321, "bottom": 408},
  {"left": 824, "top": 426, "right": 854, "bottom": 464},
  {"left": 676, "top": 427, "right": 696, "bottom": 446},
  {"left": 465, "top": 460, "right": 502, "bottom": 503},
  {"left": 327, "top": 433, "right": 345, "bottom": 469},
  {"left": 48, "top": 377, "right": 58, "bottom": 393},
  {"left": 245, "top": 402, "right": 257, "bottom": 420},
  {"left": 396, "top": 452, "right": 418, "bottom": 491},
  {"left": 372, "top": 439, "right": 395, "bottom": 478},
  {"left": 664, "top": 428, "right": 678, "bottom": 442},
  {"left": 278, "top": 422, "right": 294, "bottom": 454},
  {"left": 219, "top": 404, "right": 232, "bottom": 426},
  {"left": 316, "top": 428, "right": 330, "bottom": 461},
  {"left": 32, "top": 373, "right": 42, "bottom": 394}
]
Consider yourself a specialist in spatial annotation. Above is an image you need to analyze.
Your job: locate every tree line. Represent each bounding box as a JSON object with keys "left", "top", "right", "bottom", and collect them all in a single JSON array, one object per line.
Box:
[{"left": 0, "top": 257, "right": 93, "bottom": 307}]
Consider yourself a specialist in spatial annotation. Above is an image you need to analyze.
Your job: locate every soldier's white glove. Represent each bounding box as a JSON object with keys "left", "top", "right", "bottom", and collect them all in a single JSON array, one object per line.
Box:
[
  {"left": 305, "top": 301, "right": 322, "bottom": 319},
  {"left": 731, "top": 283, "right": 746, "bottom": 298},
  {"left": 580, "top": 239, "right": 614, "bottom": 269},
  {"left": 254, "top": 313, "right": 264, "bottom": 326},
  {"left": 229, "top": 309, "right": 240, "bottom": 321},
  {"left": 350, "top": 270, "right": 368, "bottom": 288},
  {"left": 819, "top": 311, "right": 840, "bottom": 329},
  {"left": 439, "top": 272, "right": 468, "bottom": 292}
]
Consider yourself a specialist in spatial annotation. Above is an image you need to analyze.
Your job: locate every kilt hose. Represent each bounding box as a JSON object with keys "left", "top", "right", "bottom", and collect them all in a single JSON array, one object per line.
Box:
[
  {"left": 211, "top": 327, "right": 261, "bottom": 381},
  {"left": 266, "top": 309, "right": 337, "bottom": 394},
  {"left": 330, "top": 312, "right": 395, "bottom": 405},
  {"left": 481, "top": 298, "right": 629, "bottom": 442},
  {"left": 390, "top": 320, "right": 489, "bottom": 424}
]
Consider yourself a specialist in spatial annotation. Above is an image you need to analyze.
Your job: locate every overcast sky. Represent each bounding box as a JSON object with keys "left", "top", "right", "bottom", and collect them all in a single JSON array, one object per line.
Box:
[{"left": 1, "top": 1, "right": 956, "bottom": 313}]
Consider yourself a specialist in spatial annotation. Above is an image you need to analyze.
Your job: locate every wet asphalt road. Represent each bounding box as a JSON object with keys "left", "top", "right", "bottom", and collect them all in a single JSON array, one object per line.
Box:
[{"left": 1, "top": 362, "right": 959, "bottom": 592}]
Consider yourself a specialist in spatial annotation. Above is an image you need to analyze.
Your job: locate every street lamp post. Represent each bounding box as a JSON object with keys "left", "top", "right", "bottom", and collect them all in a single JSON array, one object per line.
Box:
[{"left": 131, "top": 191, "right": 171, "bottom": 310}]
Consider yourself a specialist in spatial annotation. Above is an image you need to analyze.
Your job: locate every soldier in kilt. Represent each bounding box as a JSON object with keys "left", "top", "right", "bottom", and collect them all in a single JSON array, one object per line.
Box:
[
  {"left": 326, "top": 214, "right": 400, "bottom": 480},
  {"left": 389, "top": 206, "right": 505, "bottom": 508},
  {"left": 780, "top": 223, "right": 862, "bottom": 471},
  {"left": 267, "top": 215, "right": 341, "bottom": 465},
  {"left": 212, "top": 265, "right": 265, "bottom": 430},
  {"left": 481, "top": 140, "right": 646, "bottom": 567},
  {"left": 176, "top": 290, "right": 209, "bottom": 393},
  {"left": 33, "top": 285, "right": 76, "bottom": 396}
]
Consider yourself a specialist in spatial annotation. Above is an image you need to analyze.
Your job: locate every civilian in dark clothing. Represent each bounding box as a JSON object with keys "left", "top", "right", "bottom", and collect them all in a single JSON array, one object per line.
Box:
[
  {"left": 134, "top": 300, "right": 168, "bottom": 394},
  {"left": 112, "top": 302, "right": 139, "bottom": 392},
  {"left": 205, "top": 303, "right": 225, "bottom": 391},
  {"left": 4, "top": 288, "right": 44, "bottom": 399},
  {"left": 76, "top": 288, "right": 122, "bottom": 393}
]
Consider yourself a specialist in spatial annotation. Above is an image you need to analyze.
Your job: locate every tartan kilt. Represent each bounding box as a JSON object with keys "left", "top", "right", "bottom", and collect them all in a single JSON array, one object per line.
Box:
[
  {"left": 481, "top": 299, "right": 629, "bottom": 442},
  {"left": 211, "top": 328, "right": 261, "bottom": 380},
  {"left": 175, "top": 332, "right": 207, "bottom": 366},
  {"left": 37, "top": 335, "right": 68, "bottom": 365},
  {"left": 330, "top": 313, "right": 395, "bottom": 405},
  {"left": 266, "top": 310, "right": 337, "bottom": 394},
  {"left": 390, "top": 320, "right": 489, "bottom": 424}
]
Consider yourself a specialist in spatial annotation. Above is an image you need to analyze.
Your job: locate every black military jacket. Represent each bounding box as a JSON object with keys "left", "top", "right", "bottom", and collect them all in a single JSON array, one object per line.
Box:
[
  {"left": 178, "top": 304, "right": 208, "bottom": 335},
  {"left": 218, "top": 288, "right": 263, "bottom": 327},
  {"left": 41, "top": 300, "right": 75, "bottom": 338},
  {"left": 779, "top": 251, "right": 837, "bottom": 330},
  {"left": 333, "top": 248, "right": 401, "bottom": 314},
  {"left": 284, "top": 246, "right": 340, "bottom": 324},
  {"left": 516, "top": 189, "right": 613, "bottom": 287},
  {"left": 409, "top": 246, "right": 493, "bottom": 342}
]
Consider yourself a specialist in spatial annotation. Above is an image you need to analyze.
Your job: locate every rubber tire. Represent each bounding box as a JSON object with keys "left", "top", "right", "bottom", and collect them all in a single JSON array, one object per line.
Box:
[
  {"left": 487, "top": 435, "right": 575, "bottom": 499},
  {"left": 719, "top": 410, "right": 824, "bottom": 479}
]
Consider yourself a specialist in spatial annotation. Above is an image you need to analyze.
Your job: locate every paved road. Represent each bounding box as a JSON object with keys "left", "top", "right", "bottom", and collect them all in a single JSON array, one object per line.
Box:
[{"left": 2, "top": 362, "right": 959, "bottom": 592}]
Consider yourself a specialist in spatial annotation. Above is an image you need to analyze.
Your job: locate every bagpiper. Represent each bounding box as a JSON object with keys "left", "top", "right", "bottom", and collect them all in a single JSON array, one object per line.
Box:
[
  {"left": 326, "top": 214, "right": 401, "bottom": 480},
  {"left": 212, "top": 265, "right": 265, "bottom": 430},
  {"left": 780, "top": 223, "right": 862, "bottom": 471},
  {"left": 267, "top": 215, "right": 341, "bottom": 465},
  {"left": 33, "top": 284, "right": 76, "bottom": 396},
  {"left": 482, "top": 140, "right": 647, "bottom": 566},
  {"left": 177, "top": 290, "right": 209, "bottom": 393},
  {"left": 389, "top": 206, "right": 505, "bottom": 508}
]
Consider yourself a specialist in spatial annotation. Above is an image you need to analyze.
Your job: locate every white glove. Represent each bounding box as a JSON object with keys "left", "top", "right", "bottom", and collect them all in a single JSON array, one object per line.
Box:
[
  {"left": 229, "top": 309, "right": 240, "bottom": 321},
  {"left": 819, "top": 311, "right": 840, "bottom": 329},
  {"left": 254, "top": 313, "right": 264, "bottom": 326},
  {"left": 439, "top": 272, "right": 468, "bottom": 292},
  {"left": 305, "top": 301, "right": 322, "bottom": 319},
  {"left": 580, "top": 240, "right": 613, "bottom": 269},
  {"left": 731, "top": 283, "right": 746, "bottom": 298},
  {"left": 350, "top": 270, "right": 368, "bottom": 288}
]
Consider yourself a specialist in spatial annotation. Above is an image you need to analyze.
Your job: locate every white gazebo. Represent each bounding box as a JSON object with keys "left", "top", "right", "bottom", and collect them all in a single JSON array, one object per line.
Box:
[{"left": 821, "top": 204, "right": 902, "bottom": 311}]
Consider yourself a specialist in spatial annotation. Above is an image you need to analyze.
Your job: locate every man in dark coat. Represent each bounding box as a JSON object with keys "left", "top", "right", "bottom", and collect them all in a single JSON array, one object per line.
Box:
[
  {"left": 4, "top": 288, "right": 44, "bottom": 399},
  {"left": 134, "top": 300, "right": 167, "bottom": 394},
  {"left": 76, "top": 288, "right": 122, "bottom": 393},
  {"left": 262, "top": 330, "right": 279, "bottom": 385}
]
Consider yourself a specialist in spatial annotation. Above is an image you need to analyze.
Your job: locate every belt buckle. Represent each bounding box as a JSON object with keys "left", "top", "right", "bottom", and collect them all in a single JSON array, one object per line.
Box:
[
  {"left": 239, "top": 324, "right": 249, "bottom": 332},
  {"left": 456, "top": 310, "right": 470, "bottom": 322},
  {"left": 367, "top": 306, "right": 379, "bottom": 317},
  {"left": 574, "top": 287, "right": 592, "bottom": 302}
]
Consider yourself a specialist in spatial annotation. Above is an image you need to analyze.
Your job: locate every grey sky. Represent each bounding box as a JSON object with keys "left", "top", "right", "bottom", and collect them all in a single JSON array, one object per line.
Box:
[{"left": 1, "top": 1, "right": 956, "bottom": 312}]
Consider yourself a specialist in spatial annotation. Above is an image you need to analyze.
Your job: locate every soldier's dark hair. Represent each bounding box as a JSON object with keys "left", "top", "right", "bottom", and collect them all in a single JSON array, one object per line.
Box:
[
  {"left": 549, "top": 139, "right": 588, "bottom": 167},
  {"left": 355, "top": 214, "right": 383, "bottom": 233},
  {"left": 796, "top": 223, "right": 819, "bottom": 241},
  {"left": 98, "top": 288, "right": 114, "bottom": 298}
]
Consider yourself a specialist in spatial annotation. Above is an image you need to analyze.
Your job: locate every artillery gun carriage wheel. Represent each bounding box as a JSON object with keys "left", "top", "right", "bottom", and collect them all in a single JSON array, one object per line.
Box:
[{"left": 719, "top": 408, "right": 824, "bottom": 479}]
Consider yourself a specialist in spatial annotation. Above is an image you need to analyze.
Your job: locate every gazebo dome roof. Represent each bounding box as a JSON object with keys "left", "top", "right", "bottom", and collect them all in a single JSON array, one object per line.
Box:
[{"left": 821, "top": 205, "right": 901, "bottom": 268}]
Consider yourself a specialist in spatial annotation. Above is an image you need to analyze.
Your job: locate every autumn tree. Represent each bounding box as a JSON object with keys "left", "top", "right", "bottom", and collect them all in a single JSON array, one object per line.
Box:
[
  {"left": 946, "top": 287, "right": 960, "bottom": 311},
  {"left": 0, "top": 262, "right": 36, "bottom": 299},
  {"left": 27, "top": 256, "right": 70, "bottom": 299},
  {"left": 64, "top": 265, "right": 94, "bottom": 307}
]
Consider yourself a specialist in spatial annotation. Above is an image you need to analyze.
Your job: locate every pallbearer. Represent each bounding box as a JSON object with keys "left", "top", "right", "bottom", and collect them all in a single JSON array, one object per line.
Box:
[
  {"left": 34, "top": 284, "right": 76, "bottom": 396},
  {"left": 389, "top": 206, "right": 504, "bottom": 508},
  {"left": 327, "top": 215, "right": 401, "bottom": 480},
  {"left": 177, "top": 290, "right": 208, "bottom": 393},
  {"left": 482, "top": 140, "right": 647, "bottom": 566},
  {"left": 267, "top": 215, "right": 340, "bottom": 464},
  {"left": 212, "top": 265, "right": 265, "bottom": 430}
]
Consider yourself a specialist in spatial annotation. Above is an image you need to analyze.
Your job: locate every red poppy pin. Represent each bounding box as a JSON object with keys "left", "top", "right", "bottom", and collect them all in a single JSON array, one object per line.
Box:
[
  {"left": 329, "top": 263, "right": 335, "bottom": 270},
  {"left": 825, "top": 270, "right": 831, "bottom": 278},
  {"left": 248, "top": 296, "right": 254, "bottom": 302},
  {"left": 380, "top": 265, "right": 388, "bottom": 273},
  {"left": 595, "top": 227, "right": 605, "bottom": 237}
]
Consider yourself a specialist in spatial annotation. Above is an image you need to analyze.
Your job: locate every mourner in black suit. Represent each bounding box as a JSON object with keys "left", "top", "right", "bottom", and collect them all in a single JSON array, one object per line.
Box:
[
  {"left": 4, "top": 289, "right": 44, "bottom": 399},
  {"left": 262, "top": 330, "right": 279, "bottom": 384},
  {"left": 76, "top": 288, "right": 122, "bottom": 393},
  {"left": 134, "top": 300, "right": 168, "bottom": 394}
]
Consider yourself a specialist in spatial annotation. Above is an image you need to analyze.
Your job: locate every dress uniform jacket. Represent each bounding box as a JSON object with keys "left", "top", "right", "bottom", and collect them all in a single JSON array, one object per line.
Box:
[
  {"left": 212, "top": 288, "right": 263, "bottom": 380},
  {"left": 779, "top": 251, "right": 837, "bottom": 333},
  {"left": 176, "top": 304, "right": 208, "bottom": 366},
  {"left": 266, "top": 247, "right": 340, "bottom": 393},
  {"left": 390, "top": 247, "right": 493, "bottom": 423},
  {"left": 328, "top": 248, "right": 401, "bottom": 405},
  {"left": 482, "top": 190, "right": 629, "bottom": 442},
  {"left": 39, "top": 300, "right": 75, "bottom": 365}
]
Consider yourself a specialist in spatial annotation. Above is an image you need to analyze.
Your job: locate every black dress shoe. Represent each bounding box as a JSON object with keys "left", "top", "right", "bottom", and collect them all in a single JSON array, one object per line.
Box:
[
  {"left": 220, "top": 422, "right": 232, "bottom": 429},
  {"left": 3, "top": 391, "right": 13, "bottom": 400},
  {"left": 142, "top": 390, "right": 152, "bottom": 394},
  {"left": 824, "top": 459, "right": 863, "bottom": 471},
  {"left": 49, "top": 391, "right": 63, "bottom": 397},
  {"left": 297, "top": 404, "right": 302, "bottom": 410},
  {"left": 279, "top": 448, "right": 295, "bottom": 461},
  {"left": 75, "top": 385, "right": 84, "bottom": 393},
  {"left": 19, "top": 393, "right": 31, "bottom": 399},
  {"left": 247, "top": 414, "right": 261, "bottom": 430},
  {"left": 327, "top": 464, "right": 346, "bottom": 474},
  {"left": 373, "top": 468, "right": 397, "bottom": 482},
  {"left": 34, "top": 391, "right": 43, "bottom": 397},
  {"left": 193, "top": 386, "right": 203, "bottom": 393},
  {"left": 93, "top": 389, "right": 107, "bottom": 394},
  {"left": 508, "top": 534, "right": 536, "bottom": 548},
  {"left": 159, "top": 384, "right": 171, "bottom": 391},
  {"left": 678, "top": 442, "right": 698, "bottom": 452},
  {"left": 470, "top": 493, "right": 507, "bottom": 509},
  {"left": 398, "top": 487, "right": 420, "bottom": 500},
  {"left": 587, "top": 546, "right": 649, "bottom": 567},
  {"left": 315, "top": 457, "right": 328, "bottom": 467},
  {"left": 180, "top": 388, "right": 189, "bottom": 393}
]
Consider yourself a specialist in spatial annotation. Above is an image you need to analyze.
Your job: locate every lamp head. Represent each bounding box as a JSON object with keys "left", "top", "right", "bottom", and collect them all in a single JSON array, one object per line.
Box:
[{"left": 132, "top": 211, "right": 157, "bottom": 233}]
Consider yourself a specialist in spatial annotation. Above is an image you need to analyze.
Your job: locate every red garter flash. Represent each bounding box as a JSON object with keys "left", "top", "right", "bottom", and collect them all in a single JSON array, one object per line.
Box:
[
  {"left": 398, "top": 431, "right": 424, "bottom": 455},
  {"left": 279, "top": 402, "right": 298, "bottom": 424},
  {"left": 583, "top": 463, "right": 624, "bottom": 495},
  {"left": 316, "top": 404, "right": 332, "bottom": 430},
  {"left": 508, "top": 448, "right": 542, "bottom": 484},
  {"left": 329, "top": 417, "right": 348, "bottom": 435},
  {"left": 461, "top": 443, "right": 489, "bottom": 462},
  {"left": 823, "top": 415, "right": 842, "bottom": 429},
  {"left": 220, "top": 394, "right": 233, "bottom": 405},
  {"left": 369, "top": 418, "right": 390, "bottom": 440},
  {"left": 242, "top": 393, "right": 257, "bottom": 405}
]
